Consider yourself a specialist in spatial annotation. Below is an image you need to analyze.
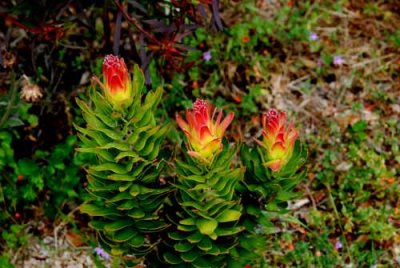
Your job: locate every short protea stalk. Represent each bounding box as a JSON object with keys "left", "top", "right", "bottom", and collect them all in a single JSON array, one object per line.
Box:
[
  {"left": 75, "top": 55, "right": 169, "bottom": 266},
  {"left": 237, "top": 109, "right": 307, "bottom": 267},
  {"left": 164, "top": 99, "right": 244, "bottom": 267}
]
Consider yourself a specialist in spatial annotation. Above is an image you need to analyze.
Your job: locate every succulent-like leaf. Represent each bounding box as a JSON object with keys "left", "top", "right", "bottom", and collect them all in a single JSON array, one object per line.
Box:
[
  {"left": 216, "top": 210, "right": 241, "bottom": 223},
  {"left": 80, "top": 204, "right": 120, "bottom": 217}
]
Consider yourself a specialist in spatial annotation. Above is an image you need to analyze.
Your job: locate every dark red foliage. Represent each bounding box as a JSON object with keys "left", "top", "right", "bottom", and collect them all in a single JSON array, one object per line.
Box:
[{"left": 114, "top": 0, "right": 224, "bottom": 82}]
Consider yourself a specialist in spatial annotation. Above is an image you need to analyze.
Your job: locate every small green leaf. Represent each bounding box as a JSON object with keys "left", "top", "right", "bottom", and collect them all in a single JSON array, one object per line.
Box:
[
  {"left": 183, "top": 175, "right": 205, "bottom": 183},
  {"left": 196, "top": 218, "right": 218, "bottom": 236},
  {"left": 135, "top": 220, "right": 169, "bottom": 232},
  {"left": 89, "top": 220, "right": 107, "bottom": 231},
  {"left": 90, "top": 163, "right": 127, "bottom": 174},
  {"left": 110, "top": 247, "right": 125, "bottom": 256},
  {"left": 80, "top": 204, "right": 120, "bottom": 217},
  {"left": 174, "top": 242, "right": 194, "bottom": 252},
  {"left": 132, "top": 64, "right": 145, "bottom": 98},
  {"left": 192, "top": 256, "right": 211, "bottom": 268},
  {"left": 108, "top": 174, "right": 135, "bottom": 181},
  {"left": 214, "top": 226, "right": 244, "bottom": 236},
  {"left": 98, "top": 142, "right": 130, "bottom": 151},
  {"left": 216, "top": 209, "right": 241, "bottom": 223},
  {"left": 164, "top": 252, "right": 183, "bottom": 265},
  {"left": 178, "top": 224, "right": 198, "bottom": 232},
  {"left": 106, "top": 191, "right": 131, "bottom": 203},
  {"left": 117, "top": 200, "right": 138, "bottom": 210},
  {"left": 130, "top": 184, "right": 141, "bottom": 197},
  {"left": 104, "top": 219, "right": 133, "bottom": 232},
  {"left": 198, "top": 237, "right": 212, "bottom": 251},
  {"left": 114, "top": 151, "right": 140, "bottom": 161},
  {"left": 128, "top": 234, "right": 145, "bottom": 247},
  {"left": 179, "top": 218, "right": 196, "bottom": 226},
  {"left": 180, "top": 250, "right": 199, "bottom": 263},
  {"left": 168, "top": 232, "right": 187, "bottom": 241},
  {"left": 176, "top": 161, "right": 203, "bottom": 175},
  {"left": 94, "top": 127, "right": 122, "bottom": 140},
  {"left": 111, "top": 227, "right": 136, "bottom": 242},
  {"left": 186, "top": 231, "right": 203, "bottom": 243},
  {"left": 128, "top": 209, "right": 145, "bottom": 219}
]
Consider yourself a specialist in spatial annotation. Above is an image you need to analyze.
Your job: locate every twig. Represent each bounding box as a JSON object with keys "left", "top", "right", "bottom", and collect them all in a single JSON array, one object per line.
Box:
[
  {"left": 58, "top": 43, "right": 87, "bottom": 50},
  {"left": 287, "top": 75, "right": 310, "bottom": 89},
  {"left": 0, "top": 72, "right": 17, "bottom": 129},
  {"left": 113, "top": 10, "right": 122, "bottom": 55},
  {"left": 320, "top": 8, "right": 359, "bottom": 19},
  {"left": 53, "top": 205, "right": 81, "bottom": 254},
  {"left": 302, "top": 182, "right": 317, "bottom": 210},
  {"left": 326, "top": 184, "right": 354, "bottom": 264},
  {"left": 11, "top": 245, "right": 23, "bottom": 264},
  {"left": 114, "top": 0, "right": 158, "bottom": 43},
  {"left": 351, "top": 54, "right": 395, "bottom": 69}
]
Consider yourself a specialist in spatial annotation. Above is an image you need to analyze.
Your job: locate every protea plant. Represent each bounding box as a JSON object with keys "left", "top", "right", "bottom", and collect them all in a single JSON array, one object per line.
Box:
[
  {"left": 237, "top": 109, "right": 307, "bottom": 267},
  {"left": 242, "top": 109, "right": 306, "bottom": 199},
  {"left": 163, "top": 99, "right": 244, "bottom": 267},
  {"left": 75, "top": 55, "right": 170, "bottom": 266}
]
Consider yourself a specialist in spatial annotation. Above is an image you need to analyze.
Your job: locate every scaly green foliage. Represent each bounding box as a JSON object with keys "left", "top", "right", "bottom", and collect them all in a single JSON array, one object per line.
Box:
[
  {"left": 76, "top": 65, "right": 170, "bottom": 264},
  {"left": 164, "top": 143, "right": 244, "bottom": 267},
  {"left": 236, "top": 140, "right": 307, "bottom": 267}
]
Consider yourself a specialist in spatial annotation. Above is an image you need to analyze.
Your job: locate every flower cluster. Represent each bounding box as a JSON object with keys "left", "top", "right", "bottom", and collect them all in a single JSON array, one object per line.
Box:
[
  {"left": 176, "top": 99, "right": 234, "bottom": 162},
  {"left": 94, "top": 246, "right": 110, "bottom": 260},
  {"left": 257, "top": 109, "right": 298, "bottom": 172},
  {"left": 80, "top": 55, "right": 307, "bottom": 267},
  {"left": 176, "top": 101, "right": 299, "bottom": 171}
]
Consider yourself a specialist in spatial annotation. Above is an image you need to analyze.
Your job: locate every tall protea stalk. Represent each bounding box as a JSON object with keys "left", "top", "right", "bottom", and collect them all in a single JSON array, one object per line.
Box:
[
  {"left": 237, "top": 109, "right": 307, "bottom": 267},
  {"left": 75, "top": 55, "right": 169, "bottom": 266},
  {"left": 164, "top": 99, "right": 244, "bottom": 267}
]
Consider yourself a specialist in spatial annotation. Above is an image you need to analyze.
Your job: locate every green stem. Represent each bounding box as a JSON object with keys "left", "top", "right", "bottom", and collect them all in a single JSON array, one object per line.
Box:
[
  {"left": 326, "top": 184, "right": 353, "bottom": 264},
  {"left": 111, "top": 255, "right": 121, "bottom": 268},
  {"left": 0, "top": 72, "right": 17, "bottom": 129}
]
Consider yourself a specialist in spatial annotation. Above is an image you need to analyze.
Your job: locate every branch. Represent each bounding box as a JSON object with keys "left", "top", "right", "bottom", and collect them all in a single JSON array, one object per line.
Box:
[{"left": 114, "top": 0, "right": 158, "bottom": 44}]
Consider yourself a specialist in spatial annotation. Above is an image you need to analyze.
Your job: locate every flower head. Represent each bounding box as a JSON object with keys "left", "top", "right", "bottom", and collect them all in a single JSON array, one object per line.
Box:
[
  {"left": 1, "top": 49, "right": 16, "bottom": 69},
  {"left": 20, "top": 75, "right": 43, "bottom": 102},
  {"left": 335, "top": 240, "right": 342, "bottom": 250},
  {"left": 102, "top": 54, "right": 132, "bottom": 108},
  {"left": 203, "top": 51, "right": 212, "bottom": 61},
  {"left": 309, "top": 32, "right": 318, "bottom": 41},
  {"left": 333, "top": 55, "right": 344, "bottom": 66},
  {"left": 176, "top": 99, "right": 234, "bottom": 162},
  {"left": 257, "top": 109, "right": 298, "bottom": 172},
  {"left": 317, "top": 58, "right": 323, "bottom": 68},
  {"left": 94, "top": 246, "right": 110, "bottom": 260}
]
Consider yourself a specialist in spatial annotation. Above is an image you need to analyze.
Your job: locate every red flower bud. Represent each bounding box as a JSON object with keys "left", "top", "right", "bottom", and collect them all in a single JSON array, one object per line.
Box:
[
  {"left": 176, "top": 99, "right": 234, "bottom": 162},
  {"left": 256, "top": 109, "right": 298, "bottom": 172},
  {"left": 102, "top": 55, "right": 132, "bottom": 108}
]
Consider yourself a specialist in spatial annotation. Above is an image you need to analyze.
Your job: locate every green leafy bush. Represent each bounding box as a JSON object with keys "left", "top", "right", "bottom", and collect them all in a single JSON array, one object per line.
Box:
[{"left": 77, "top": 55, "right": 307, "bottom": 267}]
